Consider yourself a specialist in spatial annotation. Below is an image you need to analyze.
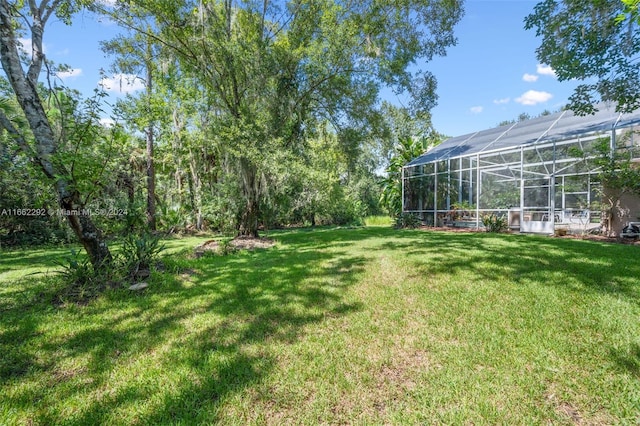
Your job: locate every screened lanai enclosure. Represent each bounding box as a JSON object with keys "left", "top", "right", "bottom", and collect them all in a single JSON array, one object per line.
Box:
[{"left": 402, "top": 104, "right": 640, "bottom": 234}]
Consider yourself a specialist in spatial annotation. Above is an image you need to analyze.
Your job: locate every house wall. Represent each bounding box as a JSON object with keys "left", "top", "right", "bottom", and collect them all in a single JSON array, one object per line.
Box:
[{"left": 611, "top": 192, "right": 640, "bottom": 235}]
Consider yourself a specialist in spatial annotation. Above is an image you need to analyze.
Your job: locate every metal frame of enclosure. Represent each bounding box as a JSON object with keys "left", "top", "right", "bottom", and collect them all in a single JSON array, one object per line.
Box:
[{"left": 402, "top": 104, "right": 640, "bottom": 234}]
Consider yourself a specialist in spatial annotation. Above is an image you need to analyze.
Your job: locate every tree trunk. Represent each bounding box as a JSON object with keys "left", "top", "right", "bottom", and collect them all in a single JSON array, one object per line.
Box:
[
  {"left": 61, "top": 194, "right": 112, "bottom": 268},
  {"left": 145, "top": 54, "right": 156, "bottom": 231},
  {"left": 146, "top": 124, "right": 156, "bottom": 231},
  {"left": 188, "top": 148, "right": 204, "bottom": 231},
  {"left": 0, "top": 1, "right": 111, "bottom": 269},
  {"left": 238, "top": 158, "right": 260, "bottom": 237},
  {"left": 238, "top": 198, "right": 260, "bottom": 237}
]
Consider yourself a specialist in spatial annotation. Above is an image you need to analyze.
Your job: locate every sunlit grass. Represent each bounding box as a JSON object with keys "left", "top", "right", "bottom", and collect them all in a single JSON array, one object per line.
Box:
[
  {"left": 1, "top": 228, "right": 639, "bottom": 424},
  {"left": 363, "top": 215, "right": 393, "bottom": 227}
]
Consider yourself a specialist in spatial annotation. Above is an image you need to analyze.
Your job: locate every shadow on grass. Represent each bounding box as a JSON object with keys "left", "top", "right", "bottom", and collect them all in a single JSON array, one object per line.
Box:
[
  {"left": 0, "top": 247, "right": 71, "bottom": 280},
  {"left": 1, "top": 232, "right": 366, "bottom": 424},
  {"left": 374, "top": 229, "right": 640, "bottom": 303},
  {"left": 2, "top": 226, "right": 639, "bottom": 423},
  {"left": 610, "top": 343, "right": 640, "bottom": 378}
]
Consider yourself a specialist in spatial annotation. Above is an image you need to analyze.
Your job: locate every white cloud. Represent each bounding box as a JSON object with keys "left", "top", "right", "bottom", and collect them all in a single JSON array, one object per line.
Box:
[
  {"left": 522, "top": 73, "right": 539, "bottom": 83},
  {"left": 56, "top": 68, "right": 83, "bottom": 80},
  {"left": 493, "top": 97, "right": 510, "bottom": 105},
  {"left": 99, "top": 118, "right": 115, "bottom": 128},
  {"left": 536, "top": 64, "right": 556, "bottom": 77},
  {"left": 470, "top": 106, "right": 483, "bottom": 114},
  {"left": 17, "top": 38, "right": 47, "bottom": 54},
  {"left": 515, "top": 90, "right": 553, "bottom": 106},
  {"left": 98, "top": 73, "right": 145, "bottom": 94}
]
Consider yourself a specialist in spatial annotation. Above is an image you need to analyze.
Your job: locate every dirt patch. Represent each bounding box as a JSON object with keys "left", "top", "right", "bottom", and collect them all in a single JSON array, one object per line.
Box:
[
  {"left": 228, "top": 236, "right": 276, "bottom": 250},
  {"left": 195, "top": 236, "right": 275, "bottom": 257}
]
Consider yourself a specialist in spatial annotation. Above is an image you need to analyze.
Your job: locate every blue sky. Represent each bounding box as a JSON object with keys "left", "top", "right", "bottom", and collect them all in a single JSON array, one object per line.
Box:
[
  {"left": 40, "top": 0, "right": 581, "bottom": 137},
  {"left": 423, "top": 0, "right": 581, "bottom": 137}
]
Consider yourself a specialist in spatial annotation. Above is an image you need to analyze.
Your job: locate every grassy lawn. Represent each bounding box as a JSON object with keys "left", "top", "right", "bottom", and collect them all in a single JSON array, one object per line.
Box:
[{"left": 1, "top": 227, "right": 639, "bottom": 424}]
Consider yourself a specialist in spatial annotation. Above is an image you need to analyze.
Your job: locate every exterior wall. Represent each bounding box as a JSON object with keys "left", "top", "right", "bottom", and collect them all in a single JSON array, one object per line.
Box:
[{"left": 611, "top": 192, "right": 640, "bottom": 235}]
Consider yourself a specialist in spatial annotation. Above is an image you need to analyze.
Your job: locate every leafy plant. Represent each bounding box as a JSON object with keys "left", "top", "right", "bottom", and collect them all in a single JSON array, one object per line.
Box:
[
  {"left": 482, "top": 214, "right": 509, "bottom": 233},
  {"left": 448, "top": 201, "right": 476, "bottom": 220},
  {"left": 217, "top": 238, "right": 237, "bottom": 256},
  {"left": 56, "top": 249, "right": 117, "bottom": 303},
  {"left": 121, "top": 233, "right": 165, "bottom": 280},
  {"left": 380, "top": 137, "right": 429, "bottom": 217},
  {"left": 394, "top": 213, "right": 422, "bottom": 229}
]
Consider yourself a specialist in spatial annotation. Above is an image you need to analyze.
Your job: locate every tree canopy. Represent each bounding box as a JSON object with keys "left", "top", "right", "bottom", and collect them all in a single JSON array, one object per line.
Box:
[
  {"left": 92, "top": 0, "right": 464, "bottom": 236},
  {"left": 525, "top": 0, "right": 640, "bottom": 115}
]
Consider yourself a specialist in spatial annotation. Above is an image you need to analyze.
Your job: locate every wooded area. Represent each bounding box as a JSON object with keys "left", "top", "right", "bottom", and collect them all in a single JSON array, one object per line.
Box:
[{"left": 0, "top": 0, "right": 459, "bottom": 266}]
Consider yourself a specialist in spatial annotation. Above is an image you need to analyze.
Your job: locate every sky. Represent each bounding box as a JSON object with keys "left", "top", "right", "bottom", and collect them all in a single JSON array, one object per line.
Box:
[
  {"left": 420, "top": 0, "right": 581, "bottom": 137},
  {"left": 38, "top": 0, "right": 582, "bottom": 137}
]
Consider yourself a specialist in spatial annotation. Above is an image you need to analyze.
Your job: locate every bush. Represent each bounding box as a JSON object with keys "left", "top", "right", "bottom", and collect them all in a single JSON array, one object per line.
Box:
[
  {"left": 394, "top": 213, "right": 422, "bottom": 229},
  {"left": 0, "top": 215, "right": 73, "bottom": 247},
  {"left": 482, "top": 214, "right": 509, "bottom": 233},
  {"left": 121, "top": 233, "right": 165, "bottom": 280},
  {"left": 56, "top": 249, "right": 118, "bottom": 303},
  {"left": 54, "top": 233, "right": 167, "bottom": 304}
]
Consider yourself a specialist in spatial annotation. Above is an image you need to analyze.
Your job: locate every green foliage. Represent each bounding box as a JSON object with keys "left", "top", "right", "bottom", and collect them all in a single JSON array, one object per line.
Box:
[
  {"left": 381, "top": 136, "right": 431, "bottom": 217},
  {"left": 55, "top": 249, "right": 116, "bottom": 303},
  {"left": 583, "top": 137, "right": 640, "bottom": 234},
  {"left": 217, "top": 238, "right": 237, "bottom": 256},
  {"left": 497, "top": 110, "right": 556, "bottom": 127},
  {"left": 481, "top": 214, "right": 509, "bottom": 233},
  {"left": 448, "top": 201, "right": 476, "bottom": 219},
  {"left": 54, "top": 232, "right": 166, "bottom": 302},
  {"left": 591, "top": 139, "right": 640, "bottom": 195},
  {"left": 121, "top": 232, "right": 165, "bottom": 278},
  {"left": 525, "top": 0, "right": 640, "bottom": 114},
  {"left": 394, "top": 212, "right": 422, "bottom": 229},
  {"left": 92, "top": 0, "right": 463, "bottom": 237}
]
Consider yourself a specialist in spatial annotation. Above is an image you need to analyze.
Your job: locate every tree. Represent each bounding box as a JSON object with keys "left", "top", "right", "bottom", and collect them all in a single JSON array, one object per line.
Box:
[
  {"left": 377, "top": 101, "right": 436, "bottom": 168},
  {"left": 102, "top": 26, "right": 168, "bottom": 232},
  {"left": 94, "top": 0, "right": 464, "bottom": 237},
  {"left": 525, "top": 0, "right": 640, "bottom": 115},
  {"left": 0, "top": 0, "right": 112, "bottom": 268},
  {"left": 380, "top": 136, "right": 431, "bottom": 218},
  {"left": 377, "top": 103, "right": 444, "bottom": 217}
]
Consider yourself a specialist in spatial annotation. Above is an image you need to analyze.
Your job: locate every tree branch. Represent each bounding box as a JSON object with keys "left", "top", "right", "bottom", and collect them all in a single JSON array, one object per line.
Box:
[{"left": 0, "top": 107, "right": 38, "bottom": 162}]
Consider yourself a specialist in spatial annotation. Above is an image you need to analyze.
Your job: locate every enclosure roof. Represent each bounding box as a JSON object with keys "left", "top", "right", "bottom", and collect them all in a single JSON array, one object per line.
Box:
[{"left": 406, "top": 103, "right": 640, "bottom": 167}]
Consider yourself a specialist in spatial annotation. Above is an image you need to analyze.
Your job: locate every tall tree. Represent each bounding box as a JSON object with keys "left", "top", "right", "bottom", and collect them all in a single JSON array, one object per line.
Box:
[
  {"left": 95, "top": 0, "right": 464, "bottom": 237},
  {"left": 0, "top": 0, "right": 112, "bottom": 267},
  {"left": 102, "top": 27, "right": 161, "bottom": 231},
  {"left": 525, "top": 0, "right": 640, "bottom": 115}
]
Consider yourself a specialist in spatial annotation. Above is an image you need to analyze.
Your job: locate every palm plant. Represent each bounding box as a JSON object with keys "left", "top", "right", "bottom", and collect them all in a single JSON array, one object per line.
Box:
[{"left": 380, "top": 137, "right": 428, "bottom": 217}]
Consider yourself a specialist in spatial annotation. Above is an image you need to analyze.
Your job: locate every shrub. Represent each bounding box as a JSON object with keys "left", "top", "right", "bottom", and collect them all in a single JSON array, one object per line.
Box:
[
  {"left": 56, "top": 249, "right": 117, "bottom": 303},
  {"left": 394, "top": 213, "right": 422, "bottom": 229},
  {"left": 482, "top": 214, "right": 509, "bottom": 233},
  {"left": 121, "top": 233, "right": 165, "bottom": 280}
]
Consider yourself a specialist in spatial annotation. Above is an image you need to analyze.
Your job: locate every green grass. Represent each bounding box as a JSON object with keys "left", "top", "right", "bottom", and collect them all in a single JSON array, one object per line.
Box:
[
  {"left": 1, "top": 228, "right": 640, "bottom": 424},
  {"left": 363, "top": 215, "right": 394, "bottom": 227}
]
